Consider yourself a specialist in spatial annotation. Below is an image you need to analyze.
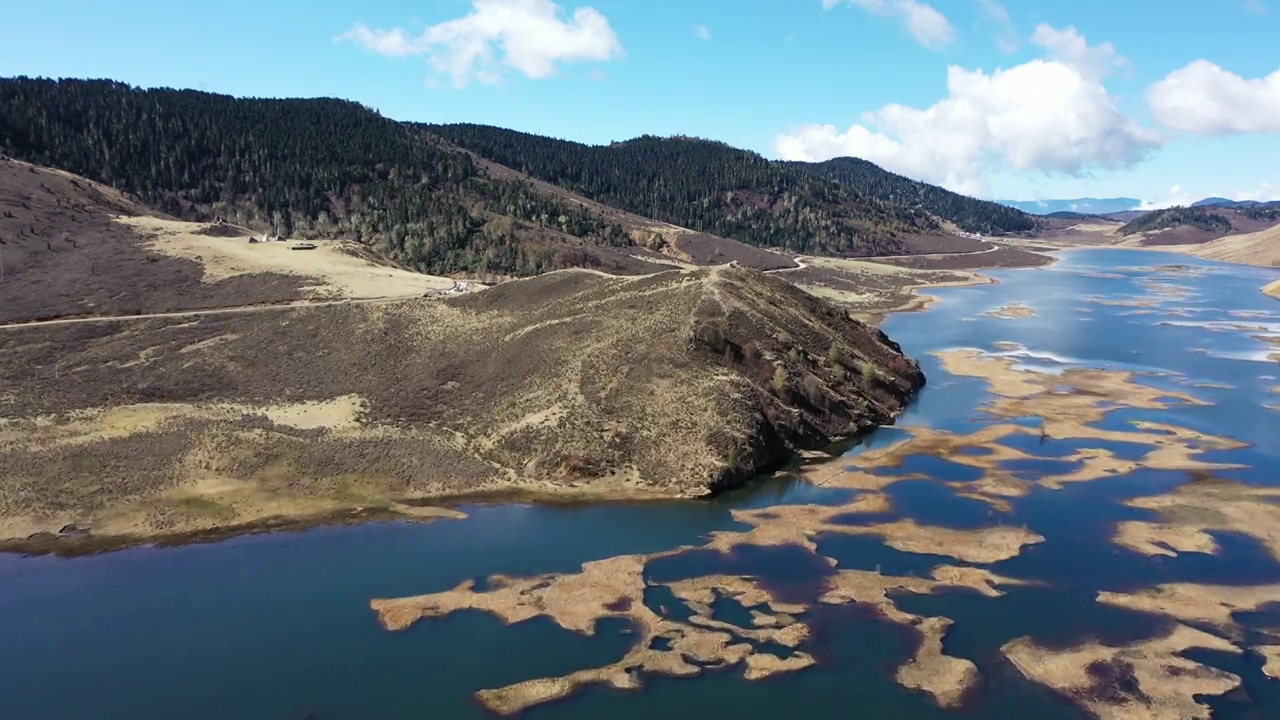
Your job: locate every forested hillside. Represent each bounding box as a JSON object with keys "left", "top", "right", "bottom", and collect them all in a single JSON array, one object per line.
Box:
[
  {"left": 0, "top": 78, "right": 638, "bottom": 276},
  {"left": 425, "top": 124, "right": 942, "bottom": 256},
  {"left": 1119, "top": 206, "right": 1234, "bottom": 236},
  {"left": 0, "top": 78, "right": 977, "bottom": 277},
  {"left": 788, "top": 157, "right": 1036, "bottom": 235},
  {"left": 1241, "top": 203, "right": 1280, "bottom": 222}
]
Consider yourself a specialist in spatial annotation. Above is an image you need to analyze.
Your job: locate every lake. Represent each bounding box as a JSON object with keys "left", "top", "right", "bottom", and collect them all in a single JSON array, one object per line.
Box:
[{"left": 3, "top": 249, "right": 1279, "bottom": 719}]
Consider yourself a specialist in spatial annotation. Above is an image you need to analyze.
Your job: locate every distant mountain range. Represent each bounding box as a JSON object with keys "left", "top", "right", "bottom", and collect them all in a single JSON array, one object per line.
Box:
[
  {"left": 998, "top": 198, "right": 1142, "bottom": 215},
  {"left": 1191, "top": 197, "right": 1280, "bottom": 209},
  {"left": 1002, "top": 196, "right": 1280, "bottom": 216}
]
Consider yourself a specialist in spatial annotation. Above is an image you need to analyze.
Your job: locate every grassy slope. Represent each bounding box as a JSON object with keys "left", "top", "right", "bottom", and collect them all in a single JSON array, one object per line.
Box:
[
  {"left": 0, "top": 157, "right": 314, "bottom": 323},
  {"left": 1185, "top": 224, "right": 1280, "bottom": 268},
  {"left": 0, "top": 266, "right": 923, "bottom": 550}
]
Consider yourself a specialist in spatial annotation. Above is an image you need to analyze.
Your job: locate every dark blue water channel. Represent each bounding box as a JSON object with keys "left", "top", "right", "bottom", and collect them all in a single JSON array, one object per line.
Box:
[{"left": 3, "top": 250, "right": 1279, "bottom": 719}]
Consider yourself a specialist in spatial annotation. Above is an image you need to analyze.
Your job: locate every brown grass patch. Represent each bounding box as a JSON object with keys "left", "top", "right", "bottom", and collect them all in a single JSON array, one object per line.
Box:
[
  {"left": 1115, "top": 479, "right": 1280, "bottom": 562},
  {"left": 371, "top": 552, "right": 817, "bottom": 715},
  {"left": 370, "top": 531, "right": 1032, "bottom": 715},
  {"left": 983, "top": 302, "right": 1036, "bottom": 319},
  {"left": 1097, "top": 582, "right": 1280, "bottom": 636},
  {"left": 1003, "top": 625, "right": 1241, "bottom": 720},
  {"left": 116, "top": 215, "right": 455, "bottom": 298},
  {"left": 0, "top": 158, "right": 311, "bottom": 323}
]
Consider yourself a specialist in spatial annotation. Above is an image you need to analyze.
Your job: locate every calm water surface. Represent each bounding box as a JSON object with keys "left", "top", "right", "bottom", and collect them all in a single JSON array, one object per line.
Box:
[{"left": 3, "top": 249, "right": 1279, "bottom": 719}]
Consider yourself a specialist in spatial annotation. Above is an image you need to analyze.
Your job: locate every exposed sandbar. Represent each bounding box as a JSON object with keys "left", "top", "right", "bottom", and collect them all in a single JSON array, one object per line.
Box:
[
  {"left": 1118, "top": 479, "right": 1280, "bottom": 562},
  {"left": 371, "top": 552, "right": 826, "bottom": 715},
  {"left": 816, "top": 566, "right": 1026, "bottom": 707},
  {"left": 895, "top": 616, "right": 979, "bottom": 708},
  {"left": 983, "top": 302, "right": 1037, "bottom": 319},
  {"left": 1113, "top": 521, "right": 1220, "bottom": 558},
  {"left": 1258, "top": 646, "right": 1280, "bottom": 679},
  {"left": 705, "top": 500, "right": 1042, "bottom": 564},
  {"left": 1003, "top": 624, "right": 1241, "bottom": 720},
  {"left": 1097, "top": 582, "right": 1280, "bottom": 635}
]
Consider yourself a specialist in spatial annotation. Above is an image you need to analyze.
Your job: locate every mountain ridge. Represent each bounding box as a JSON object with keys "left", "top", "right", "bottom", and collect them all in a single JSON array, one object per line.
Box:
[
  {"left": 1, "top": 76, "right": 1076, "bottom": 286},
  {"left": 787, "top": 156, "right": 1035, "bottom": 235},
  {"left": 423, "top": 123, "right": 945, "bottom": 257},
  {"left": 999, "top": 197, "right": 1142, "bottom": 216},
  {"left": 1, "top": 77, "right": 784, "bottom": 279}
]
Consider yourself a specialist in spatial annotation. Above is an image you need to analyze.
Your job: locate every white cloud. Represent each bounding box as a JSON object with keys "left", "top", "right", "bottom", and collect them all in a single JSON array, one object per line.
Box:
[
  {"left": 774, "top": 26, "right": 1159, "bottom": 197},
  {"left": 978, "top": 0, "right": 1019, "bottom": 53},
  {"left": 1029, "top": 24, "right": 1126, "bottom": 80},
  {"left": 1147, "top": 60, "right": 1280, "bottom": 134},
  {"left": 1138, "top": 185, "right": 1197, "bottom": 210},
  {"left": 694, "top": 24, "right": 711, "bottom": 40},
  {"left": 336, "top": 0, "right": 623, "bottom": 87},
  {"left": 1232, "top": 181, "right": 1280, "bottom": 202},
  {"left": 338, "top": 25, "right": 420, "bottom": 58},
  {"left": 1137, "top": 182, "right": 1280, "bottom": 209},
  {"left": 823, "top": 0, "right": 955, "bottom": 50},
  {"left": 1244, "top": 0, "right": 1268, "bottom": 14}
]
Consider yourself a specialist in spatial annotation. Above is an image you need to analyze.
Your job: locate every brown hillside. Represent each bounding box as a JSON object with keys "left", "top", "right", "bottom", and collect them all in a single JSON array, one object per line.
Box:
[
  {"left": 1185, "top": 224, "right": 1280, "bottom": 268},
  {"left": 0, "top": 265, "right": 923, "bottom": 551},
  {"left": 0, "top": 157, "right": 312, "bottom": 323},
  {"left": 1124, "top": 206, "right": 1276, "bottom": 246}
]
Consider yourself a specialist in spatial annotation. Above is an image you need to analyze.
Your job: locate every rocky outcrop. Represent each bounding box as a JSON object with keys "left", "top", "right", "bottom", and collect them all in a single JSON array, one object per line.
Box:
[{"left": 684, "top": 267, "right": 924, "bottom": 489}]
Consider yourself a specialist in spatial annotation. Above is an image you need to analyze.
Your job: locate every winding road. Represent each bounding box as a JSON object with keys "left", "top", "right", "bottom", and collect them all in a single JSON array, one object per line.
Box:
[{"left": 765, "top": 243, "right": 1000, "bottom": 275}]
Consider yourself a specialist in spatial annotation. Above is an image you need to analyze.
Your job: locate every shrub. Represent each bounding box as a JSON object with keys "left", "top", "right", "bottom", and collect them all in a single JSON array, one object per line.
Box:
[
  {"left": 857, "top": 360, "right": 876, "bottom": 379},
  {"left": 772, "top": 366, "right": 789, "bottom": 396},
  {"left": 832, "top": 362, "right": 846, "bottom": 381}
]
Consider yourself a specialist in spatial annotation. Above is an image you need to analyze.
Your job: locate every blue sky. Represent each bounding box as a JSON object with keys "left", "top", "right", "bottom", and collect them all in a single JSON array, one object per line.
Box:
[{"left": 3, "top": 0, "right": 1278, "bottom": 204}]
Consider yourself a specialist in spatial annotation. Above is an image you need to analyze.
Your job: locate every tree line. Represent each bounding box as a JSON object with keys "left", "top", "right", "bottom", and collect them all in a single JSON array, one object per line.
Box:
[
  {"left": 425, "top": 124, "right": 943, "bottom": 256},
  {"left": 1, "top": 78, "right": 1009, "bottom": 276},
  {"left": 0, "top": 77, "right": 632, "bottom": 276},
  {"left": 1119, "top": 206, "right": 1234, "bottom": 235},
  {"left": 788, "top": 156, "right": 1036, "bottom": 235}
]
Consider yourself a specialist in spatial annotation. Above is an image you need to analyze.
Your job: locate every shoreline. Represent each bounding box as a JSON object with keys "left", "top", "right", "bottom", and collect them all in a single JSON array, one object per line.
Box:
[
  {"left": 897, "top": 272, "right": 1000, "bottom": 315},
  {"left": 858, "top": 246, "right": 1062, "bottom": 324},
  {"left": 850, "top": 254, "right": 1045, "bottom": 325},
  {"left": 0, "top": 486, "right": 712, "bottom": 557},
  {"left": 0, "top": 443, "right": 860, "bottom": 557},
  {"left": 1052, "top": 242, "right": 1280, "bottom": 300}
]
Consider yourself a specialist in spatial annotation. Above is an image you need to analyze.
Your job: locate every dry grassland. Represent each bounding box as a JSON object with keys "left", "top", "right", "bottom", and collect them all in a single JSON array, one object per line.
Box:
[{"left": 0, "top": 266, "right": 922, "bottom": 550}]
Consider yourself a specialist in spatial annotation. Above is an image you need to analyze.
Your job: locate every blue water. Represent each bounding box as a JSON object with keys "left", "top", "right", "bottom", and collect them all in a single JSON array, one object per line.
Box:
[{"left": 2, "top": 249, "right": 1279, "bottom": 719}]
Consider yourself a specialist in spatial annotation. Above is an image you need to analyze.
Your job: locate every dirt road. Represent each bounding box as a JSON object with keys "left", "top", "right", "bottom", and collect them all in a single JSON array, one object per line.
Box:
[
  {"left": 0, "top": 295, "right": 420, "bottom": 331},
  {"left": 766, "top": 244, "right": 998, "bottom": 275}
]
